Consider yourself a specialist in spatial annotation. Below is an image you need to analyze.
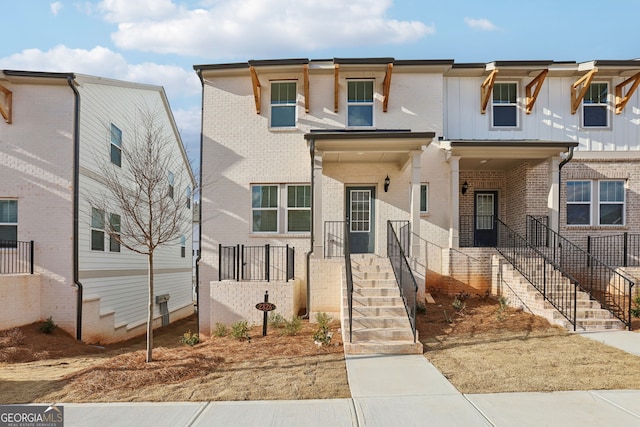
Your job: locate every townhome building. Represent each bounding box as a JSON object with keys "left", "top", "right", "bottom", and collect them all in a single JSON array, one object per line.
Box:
[
  {"left": 0, "top": 70, "right": 196, "bottom": 343},
  {"left": 195, "top": 58, "right": 639, "bottom": 353}
]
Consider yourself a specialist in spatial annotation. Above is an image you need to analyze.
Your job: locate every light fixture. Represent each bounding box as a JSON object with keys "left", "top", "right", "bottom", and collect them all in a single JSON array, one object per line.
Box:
[
  {"left": 461, "top": 181, "right": 468, "bottom": 195},
  {"left": 384, "top": 175, "right": 390, "bottom": 192}
]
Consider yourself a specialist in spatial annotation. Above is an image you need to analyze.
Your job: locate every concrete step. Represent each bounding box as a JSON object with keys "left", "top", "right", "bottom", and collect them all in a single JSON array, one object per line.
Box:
[
  {"left": 351, "top": 305, "right": 408, "bottom": 317},
  {"left": 349, "top": 296, "right": 405, "bottom": 307},
  {"left": 351, "top": 327, "right": 415, "bottom": 341},
  {"left": 350, "top": 287, "right": 400, "bottom": 298},
  {"left": 343, "top": 340, "right": 423, "bottom": 355},
  {"left": 353, "top": 278, "right": 398, "bottom": 288},
  {"left": 352, "top": 271, "right": 395, "bottom": 281},
  {"left": 352, "top": 316, "right": 408, "bottom": 329}
]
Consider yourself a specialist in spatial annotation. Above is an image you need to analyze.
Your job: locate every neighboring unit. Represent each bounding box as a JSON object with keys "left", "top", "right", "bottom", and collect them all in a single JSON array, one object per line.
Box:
[{"left": 0, "top": 70, "right": 196, "bottom": 343}]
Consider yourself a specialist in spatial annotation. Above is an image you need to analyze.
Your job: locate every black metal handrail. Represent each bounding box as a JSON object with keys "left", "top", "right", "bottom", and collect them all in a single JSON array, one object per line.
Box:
[
  {"left": 324, "top": 221, "right": 345, "bottom": 258},
  {"left": 387, "top": 221, "right": 417, "bottom": 342},
  {"left": 218, "top": 244, "right": 294, "bottom": 282},
  {"left": 495, "top": 219, "right": 579, "bottom": 330},
  {"left": 0, "top": 240, "right": 34, "bottom": 274},
  {"left": 388, "top": 220, "right": 410, "bottom": 255},
  {"left": 527, "top": 216, "right": 635, "bottom": 329},
  {"left": 459, "top": 215, "right": 497, "bottom": 247},
  {"left": 588, "top": 233, "right": 640, "bottom": 267},
  {"left": 344, "top": 218, "right": 354, "bottom": 343}
]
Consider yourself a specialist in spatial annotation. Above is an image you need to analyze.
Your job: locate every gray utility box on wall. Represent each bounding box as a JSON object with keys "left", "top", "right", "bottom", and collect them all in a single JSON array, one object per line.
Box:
[{"left": 156, "top": 294, "right": 170, "bottom": 326}]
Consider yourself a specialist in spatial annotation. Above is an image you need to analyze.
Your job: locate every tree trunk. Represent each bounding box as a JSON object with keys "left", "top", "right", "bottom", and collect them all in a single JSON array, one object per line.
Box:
[{"left": 146, "top": 252, "right": 154, "bottom": 362}]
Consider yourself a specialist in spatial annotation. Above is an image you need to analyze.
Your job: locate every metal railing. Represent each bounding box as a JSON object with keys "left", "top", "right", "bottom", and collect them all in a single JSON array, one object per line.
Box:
[
  {"left": 324, "top": 221, "right": 345, "bottom": 258},
  {"left": 0, "top": 240, "right": 34, "bottom": 274},
  {"left": 526, "top": 216, "right": 635, "bottom": 329},
  {"left": 344, "top": 218, "right": 354, "bottom": 343},
  {"left": 495, "top": 219, "right": 579, "bottom": 330},
  {"left": 218, "top": 244, "right": 294, "bottom": 282},
  {"left": 587, "top": 233, "right": 640, "bottom": 267},
  {"left": 459, "top": 215, "right": 496, "bottom": 247},
  {"left": 388, "top": 220, "right": 410, "bottom": 255},
  {"left": 387, "top": 221, "right": 417, "bottom": 342}
]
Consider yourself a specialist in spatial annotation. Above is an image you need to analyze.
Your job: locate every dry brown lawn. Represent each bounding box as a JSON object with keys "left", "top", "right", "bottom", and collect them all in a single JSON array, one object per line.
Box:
[
  {"left": 419, "top": 292, "right": 640, "bottom": 394},
  {"left": 1, "top": 295, "right": 639, "bottom": 403}
]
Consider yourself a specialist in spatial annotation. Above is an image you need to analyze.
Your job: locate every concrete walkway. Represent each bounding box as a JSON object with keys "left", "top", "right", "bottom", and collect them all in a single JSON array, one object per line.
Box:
[{"left": 55, "top": 331, "right": 640, "bottom": 426}]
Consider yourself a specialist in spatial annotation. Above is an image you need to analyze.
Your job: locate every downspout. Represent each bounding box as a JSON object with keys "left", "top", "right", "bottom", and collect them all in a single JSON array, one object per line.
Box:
[
  {"left": 67, "top": 75, "right": 83, "bottom": 341},
  {"left": 304, "top": 139, "right": 315, "bottom": 319},
  {"left": 557, "top": 146, "right": 575, "bottom": 232},
  {"left": 195, "top": 69, "right": 204, "bottom": 334}
]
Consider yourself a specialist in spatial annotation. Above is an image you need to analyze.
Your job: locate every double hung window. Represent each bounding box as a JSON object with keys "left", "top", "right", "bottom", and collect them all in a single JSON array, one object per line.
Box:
[
  {"left": 0, "top": 200, "right": 18, "bottom": 246},
  {"left": 420, "top": 184, "right": 429, "bottom": 213},
  {"left": 271, "top": 82, "right": 297, "bottom": 128},
  {"left": 110, "top": 123, "right": 122, "bottom": 167},
  {"left": 109, "top": 213, "right": 121, "bottom": 252},
  {"left": 91, "top": 208, "right": 105, "bottom": 251},
  {"left": 492, "top": 82, "right": 518, "bottom": 127},
  {"left": 252, "top": 185, "right": 278, "bottom": 232},
  {"left": 168, "top": 172, "right": 175, "bottom": 199},
  {"left": 287, "top": 185, "right": 311, "bottom": 232},
  {"left": 566, "top": 180, "right": 625, "bottom": 226},
  {"left": 583, "top": 82, "right": 608, "bottom": 128},
  {"left": 251, "top": 184, "right": 311, "bottom": 233},
  {"left": 347, "top": 80, "right": 374, "bottom": 127}
]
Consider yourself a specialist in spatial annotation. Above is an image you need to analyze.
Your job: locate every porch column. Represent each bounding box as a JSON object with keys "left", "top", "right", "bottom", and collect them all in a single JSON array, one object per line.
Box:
[
  {"left": 547, "top": 155, "right": 560, "bottom": 233},
  {"left": 312, "top": 151, "right": 324, "bottom": 258},
  {"left": 409, "top": 150, "right": 422, "bottom": 257},
  {"left": 449, "top": 156, "right": 461, "bottom": 248}
]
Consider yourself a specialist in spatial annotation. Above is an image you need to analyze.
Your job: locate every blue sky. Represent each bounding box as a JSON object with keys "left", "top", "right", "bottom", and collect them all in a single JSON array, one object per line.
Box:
[{"left": 2, "top": 0, "right": 639, "bottom": 168}]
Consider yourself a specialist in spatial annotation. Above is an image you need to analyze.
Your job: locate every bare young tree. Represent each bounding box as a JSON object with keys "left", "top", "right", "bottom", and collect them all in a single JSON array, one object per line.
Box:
[{"left": 91, "top": 105, "right": 192, "bottom": 362}]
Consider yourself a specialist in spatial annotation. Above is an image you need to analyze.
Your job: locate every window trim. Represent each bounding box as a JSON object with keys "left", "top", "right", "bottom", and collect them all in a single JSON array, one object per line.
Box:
[
  {"left": 491, "top": 81, "right": 519, "bottom": 129},
  {"left": 110, "top": 123, "right": 122, "bottom": 167},
  {"left": 347, "top": 79, "right": 375, "bottom": 128},
  {"left": 270, "top": 81, "right": 297, "bottom": 129},
  {"left": 582, "top": 81, "right": 610, "bottom": 129},
  {"left": 286, "top": 184, "right": 311, "bottom": 233}
]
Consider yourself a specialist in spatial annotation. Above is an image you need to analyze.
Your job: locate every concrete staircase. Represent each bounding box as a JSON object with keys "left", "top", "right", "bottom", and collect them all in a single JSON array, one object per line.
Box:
[
  {"left": 497, "top": 256, "right": 625, "bottom": 332},
  {"left": 342, "top": 254, "right": 423, "bottom": 354}
]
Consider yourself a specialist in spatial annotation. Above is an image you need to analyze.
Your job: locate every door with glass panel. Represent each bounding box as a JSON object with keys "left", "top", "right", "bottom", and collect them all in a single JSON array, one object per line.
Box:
[
  {"left": 474, "top": 191, "right": 498, "bottom": 247},
  {"left": 346, "top": 187, "right": 375, "bottom": 253}
]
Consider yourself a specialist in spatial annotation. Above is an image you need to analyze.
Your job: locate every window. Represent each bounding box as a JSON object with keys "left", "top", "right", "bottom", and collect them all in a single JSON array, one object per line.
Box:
[
  {"left": 271, "top": 82, "right": 296, "bottom": 127},
  {"left": 180, "top": 235, "right": 186, "bottom": 258},
  {"left": 0, "top": 200, "right": 18, "bottom": 247},
  {"left": 109, "top": 213, "right": 121, "bottom": 252},
  {"left": 599, "top": 181, "right": 624, "bottom": 225},
  {"left": 252, "top": 185, "right": 278, "bottom": 232},
  {"left": 583, "top": 82, "right": 608, "bottom": 127},
  {"left": 186, "top": 186, "right": 192, "bottom": 209},
  {"left": 420, "top": 184, "right": 429, "bottom": 213},
  {"left": 91, "top": 208, "right": 105, "bottom": 251},
  {"left": 287, "top": 185, "right": 311, "bottom": 232},
  {"left": 492, "top": 82, "right": 518, "bottom": 127},
  {"left": 347, "top": 80, "right": 374, "bottom": 127},
  {"left": 168, "top": 172, "right": 175, "bottom": 199},
  {"left": 566, "top": 181, "right": 591, "bottom": 225},
  {"left": 110, "top": 123, "right": 122, "bottom": 167}
]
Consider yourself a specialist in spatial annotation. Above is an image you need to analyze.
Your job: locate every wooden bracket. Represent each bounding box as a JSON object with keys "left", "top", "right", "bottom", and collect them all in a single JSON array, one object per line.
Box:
[
  {"left": 249, "top": 66, "right": 261, "bottom": 114},
  {"left": 334, "top": 64, "right": 340, "bottom": 113},
  {"left": 615, "top": 71, "right": 640, "bottom": 114},
  {"left": 571, "top": 69, "right": 597, "bottom": 114},
  {"left": 382, "top": 62, "right": 393, "bottom": 112},
  {"left": 0, "top": 84, "right": 12, "bottom": 124},
  {"left": 525, "top": 69, "right": 548, "bottom": 114},
  {"left": 303, "top": 64, "right": 310, "bottom": 113},
  {"left": 480, "top": 69, "right": 498, "bottom": 114}
]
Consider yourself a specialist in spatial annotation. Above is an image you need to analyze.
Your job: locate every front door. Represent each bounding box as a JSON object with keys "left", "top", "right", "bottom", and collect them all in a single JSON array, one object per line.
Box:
[
  {"left": 346, "top": 186, "right": 375, "bottom": 253},
  {"left": 474, "top": 191, "right": 498, "bottom": 247}
]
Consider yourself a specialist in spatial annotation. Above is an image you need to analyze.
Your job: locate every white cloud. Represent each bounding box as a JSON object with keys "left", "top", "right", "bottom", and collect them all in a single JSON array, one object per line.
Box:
[
  {"left": 100, "top": 0, "right": 434, "bottom": 58},
  {"left": 50, "top": 2, "right": 63, "bottom": 16},
  {"left": 464, "top": 17, "right": 498, "bottom": 31}
]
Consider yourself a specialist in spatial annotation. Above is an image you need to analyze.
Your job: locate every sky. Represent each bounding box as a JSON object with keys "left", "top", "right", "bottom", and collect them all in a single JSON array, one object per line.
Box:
[{"left": 2, "top": 0, "right": 639, "bottom": 171}]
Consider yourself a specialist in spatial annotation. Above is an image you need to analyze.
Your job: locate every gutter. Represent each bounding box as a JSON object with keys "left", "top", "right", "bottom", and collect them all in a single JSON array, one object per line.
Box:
[
  {"left": 67, "top": 75, "right": 83, "bottom": 341},
  {"left": 557, "top": 146, "right": 575, "bottom": 233},
  {"left": 304, "top": 139, "right": 315, "bottom": 319},
  {"left": 195, "top": 69, "right": 205, "bottom": 334}
]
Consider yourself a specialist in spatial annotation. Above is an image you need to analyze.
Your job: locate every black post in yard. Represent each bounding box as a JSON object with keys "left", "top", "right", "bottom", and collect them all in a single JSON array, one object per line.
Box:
[
  {"left": 262, "top": 291, "right": 269, "bottom": 336},
  {"left": 30, "top": 240, "right": 34, "bottom": 274}
]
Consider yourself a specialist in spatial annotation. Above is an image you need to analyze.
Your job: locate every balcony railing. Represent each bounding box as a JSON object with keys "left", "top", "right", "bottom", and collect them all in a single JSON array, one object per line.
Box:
[
  {"left": 324, "top": 221, "right": 345, "bottom": 258},
  {"left": 218, "top": 244, "right": 294, "bottom": 282},
  {"left": 0, "top": 240, "right": 34, "bottom": 274}
]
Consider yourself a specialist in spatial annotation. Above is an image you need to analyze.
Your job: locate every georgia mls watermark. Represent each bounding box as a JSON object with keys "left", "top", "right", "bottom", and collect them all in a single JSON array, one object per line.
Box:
[{"left": 0, "top": 404, "right": 63, "bottom": 427}]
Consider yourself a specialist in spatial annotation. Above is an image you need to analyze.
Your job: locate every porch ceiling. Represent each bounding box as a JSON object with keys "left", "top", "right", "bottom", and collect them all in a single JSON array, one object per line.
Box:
[{"left": 447, "top": 140, "right": 579, "bottom": 171}]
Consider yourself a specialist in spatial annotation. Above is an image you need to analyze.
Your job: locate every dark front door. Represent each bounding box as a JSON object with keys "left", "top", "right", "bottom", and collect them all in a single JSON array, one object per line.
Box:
[
  {"left": 474, "top": 191, "right": 498, "bottom": 247},
  {"left": 346, "top": 186, "right": 375, "bottom": 253}
]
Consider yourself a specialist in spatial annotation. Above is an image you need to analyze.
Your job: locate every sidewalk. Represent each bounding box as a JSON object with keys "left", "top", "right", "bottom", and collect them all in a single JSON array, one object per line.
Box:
[{"left": 59, "top": 331, "right": 640, "bottom": 426}]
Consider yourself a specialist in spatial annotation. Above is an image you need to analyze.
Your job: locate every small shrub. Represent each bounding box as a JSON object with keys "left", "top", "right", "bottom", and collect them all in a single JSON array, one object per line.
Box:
[
  {"left": 180, "top": 330, "right": 200, "bottom": 346},
  {"left": 280, "top": 316, "right": 302, "bottom": 336},
  {"left": 313, "top": 312, "right": 333, "bottom": 346},
  {"left": 497, "top": 296, "right": 509, "bottom": 321},
  {"left": 213, "top": 322, "right": 229, "bottom": 337},
  {"left": 452, "top": 296, "right": 466, "bottom": 313},
  {"left": 416, "top": 303, "right": 426, "bottom": 314},
  {"left": 631, "top": 295, "right": 640, "bottom": 318},
  {"left": 231, "top": 320, "right": 251, "bottom": 341},
  {"left": 39, "top": 316, "right": 57, "bottom": 334},
  {"left": 443, "top": 310, "right": 453, "bottom": 324},
  {"left": 268, "top": 312, "right": 286, "bottom": 328}
]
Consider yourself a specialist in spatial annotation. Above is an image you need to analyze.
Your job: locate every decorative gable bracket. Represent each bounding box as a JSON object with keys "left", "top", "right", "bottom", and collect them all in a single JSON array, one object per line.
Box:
[
  {"left": 0, "top": 84, "right": 12, "bottom": 124},
  {"left": 382, "top": 62, "right": 393, "bottom": 112},
  {"left": 480, "top": 69, "right": 498, "bottom": 114},
  {"left": 525, "top": 69, "right": 548, "bottom": 114},
  {"left": 249, "top": 66, "right": 261, "bottom": 114},
  {"left": 571, "top": 68, "right": 597, "bottom": 114},
  {"left": 615, "top": 71, "right": 640, "bottom": 115}
]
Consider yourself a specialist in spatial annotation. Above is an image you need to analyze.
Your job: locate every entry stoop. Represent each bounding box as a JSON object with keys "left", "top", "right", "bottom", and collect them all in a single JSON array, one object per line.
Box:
[{"left": 342, "top": 254, "right": 423, "bottom": 355}]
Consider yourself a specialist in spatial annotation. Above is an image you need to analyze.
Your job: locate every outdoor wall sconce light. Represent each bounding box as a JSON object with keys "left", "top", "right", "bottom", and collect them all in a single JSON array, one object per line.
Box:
[
  {"left": 384, "top": 175, "right": 390, "bottom": 192},
  {"left": 461, "top": 181, "right": 469, "bottom": 195}
]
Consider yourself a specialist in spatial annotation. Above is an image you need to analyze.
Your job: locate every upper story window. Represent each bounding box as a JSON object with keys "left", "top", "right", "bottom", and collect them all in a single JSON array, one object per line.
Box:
[
  {"left": 583, "top": 82, "right": 608, "bottom": 128},
  {"left": 287, "top": 185, "right": 311, "bottom": 232},
  {"left": 420, "top": 184, "right": 429, "bottom": 213},
  {"left": 168, "top": 172, "right": 175, "bottom": 199},
  {"left": 347, "top": 80, "right": 374, "bottom": 127},
  {"left": 270, "top": 82, "right": 297, "bottom": 128},
  {"left": 110, "top": 123, "right": 122, "bottom": 167},
  {"left": 492, "top": 82, "right": 518, "bottom": 127},
  {"left": 180, "top": 235, "right": 186, "bottom": 258},
  {"left": 186, "top": 186, "right": 192, "bottom": 209},
  {"left": 252, "top": 185, "right": 278, "bottom": 233},
  {"left": 91, "top": 207, "right": 105, "bottom": 251},
  {"left": 109, "top": 213, "right": 121, "bottom": 252},
  {"left": 0, "top": 200, "right": 18, "bottom": 246}
]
